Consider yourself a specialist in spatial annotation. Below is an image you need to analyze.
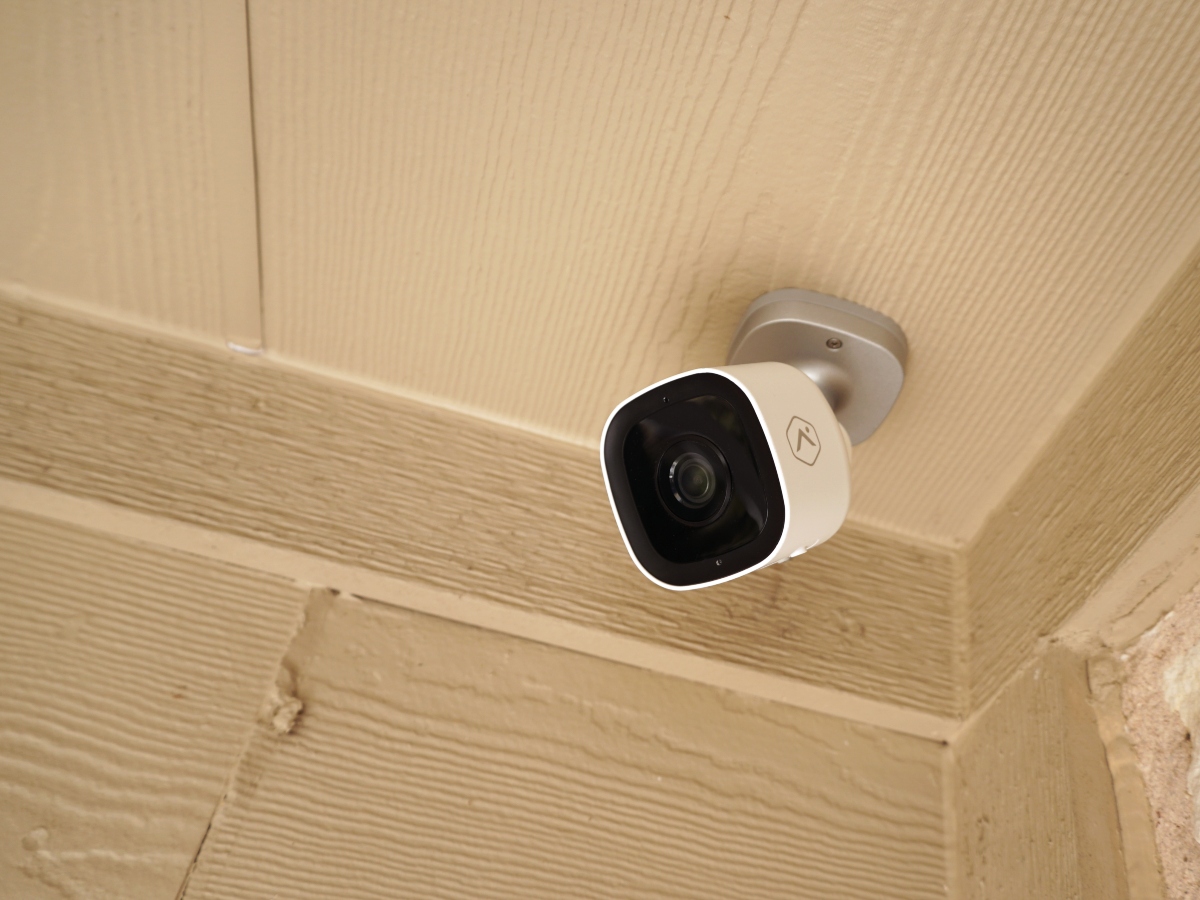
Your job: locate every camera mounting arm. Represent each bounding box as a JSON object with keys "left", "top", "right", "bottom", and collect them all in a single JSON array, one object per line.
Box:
[{"left": 726, "top": 289, "right": 908, "bottom": 445}]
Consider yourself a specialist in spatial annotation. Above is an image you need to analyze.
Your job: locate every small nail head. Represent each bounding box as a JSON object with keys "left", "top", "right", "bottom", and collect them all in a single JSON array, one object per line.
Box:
[{"left": 826, "top": 337, "right": 843, "bottom": 350}]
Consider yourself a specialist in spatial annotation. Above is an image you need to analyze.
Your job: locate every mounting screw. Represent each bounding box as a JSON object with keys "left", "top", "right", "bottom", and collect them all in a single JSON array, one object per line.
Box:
[
  {"left": 715, "top": 559, "right": 723, "bottom": 566},
  {"left": 826, "top": 337, "right": 843, "bottom": 350}
]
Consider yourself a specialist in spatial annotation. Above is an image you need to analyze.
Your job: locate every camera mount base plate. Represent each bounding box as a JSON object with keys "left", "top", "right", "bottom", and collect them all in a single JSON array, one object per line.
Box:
[{"left": 726, "top": 289, "right": 908, "bottom": 444}]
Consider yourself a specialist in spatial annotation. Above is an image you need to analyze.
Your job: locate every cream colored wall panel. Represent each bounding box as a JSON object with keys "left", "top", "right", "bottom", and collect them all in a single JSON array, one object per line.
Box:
[
  {"left": 183, "top": 590, "right": 947, "bottom": 900},
  {"left": 250, "top": 0, "right": 1200, "bottom": 542},
  {"left": 0, "top": 0, "right": 260, "bottom": 344},
  {"left": 0, "top": 509, "right": 306, "bottom": 898},
  {"left": 0, "top": 291, "right": 961, "bottom": 715},
  {"left": 953, "top": 646, "right": 1128, "bottom": 899}
]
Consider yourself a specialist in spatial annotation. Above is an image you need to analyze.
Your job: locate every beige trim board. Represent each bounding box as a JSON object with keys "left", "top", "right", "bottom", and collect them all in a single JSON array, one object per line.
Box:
[
  {"left": 4, "top": 241, "right": 1200, "bottom": 721},
  {"left": 966, "top": 246, "right": 1200, "bottom": 709},
  {"left": 0, "top": 477, "right": 955, "bottom": 742},
  {"left": 1061, "top": 481, "right": 1200, "bottom": 653},
  {"left": 0, "top": 289, "right": 962, "bottom": 715},
  {"left": 950, "top": 644, "right": 1131, "bottom": 899}
]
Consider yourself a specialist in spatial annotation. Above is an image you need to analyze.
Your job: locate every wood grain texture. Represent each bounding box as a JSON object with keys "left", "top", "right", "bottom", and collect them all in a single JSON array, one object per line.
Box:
[
  {"left": 967, "top": 245, "right": 1200, "bottom": 708},
  {"left": 0, "top": 509, "right": 306, "bottom": 899},
  {"left": 1061, "top": 483, "right": 1200, "bottom": 657},
  {"left": 183, "top": 589, "right": 947, "bottom": 900},
  {"left": 0, "top": 476, "right": 959, "bottom": 741},
  {"left": 952, "top": 645, "right": 1128, "bottom": 899},
  {"left": 0, "top": 0, "right": 260, "bottom": 343},
  {"left": 248, "top": 0, "right": 1200, "bottom": 542},
  {"left": 0, "top": 290, "right": 960, "bottom": 715}
]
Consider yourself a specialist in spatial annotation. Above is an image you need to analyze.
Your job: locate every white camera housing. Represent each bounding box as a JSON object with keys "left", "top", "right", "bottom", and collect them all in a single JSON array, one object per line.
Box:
[{"left": 600, "top": 290, "right": 907, "bottom": 591}]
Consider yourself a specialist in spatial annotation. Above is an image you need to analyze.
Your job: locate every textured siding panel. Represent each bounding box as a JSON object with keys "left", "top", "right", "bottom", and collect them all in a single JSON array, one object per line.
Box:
[
  {"left": 0, "top": 293, "right": 961, "bottom": 714},
  {"left": 249, "top": 0, "right": 1200, "bottom": 542},
  {"left": 0, "top": 510, "right": 305, "bottom": 898},
  {"left": 183, "top": 590, "right": 948, "bottom": 900},
  {"left": 0, "top": 0, "right": 259, "bottom": 343}
]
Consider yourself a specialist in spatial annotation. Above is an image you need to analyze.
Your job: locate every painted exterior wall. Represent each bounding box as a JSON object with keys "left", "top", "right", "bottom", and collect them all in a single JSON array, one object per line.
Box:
[
  {"left": 5, "top": 0, "right": 1200, "bottom": 544},
  {"left": 1, "top": 511, "right": 947, "bottom": 899},
  {"left": 3, "top": 1, "right": 1200, "bottom": 896}
]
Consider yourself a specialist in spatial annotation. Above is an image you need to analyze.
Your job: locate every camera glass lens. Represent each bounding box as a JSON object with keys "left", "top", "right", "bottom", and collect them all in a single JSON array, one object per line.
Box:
[
  {"left": 671, "top": 453, "right": 715, "bottom": 506},
  {"left": 655, "top": 438, "right": 730, "bottom": 525}
]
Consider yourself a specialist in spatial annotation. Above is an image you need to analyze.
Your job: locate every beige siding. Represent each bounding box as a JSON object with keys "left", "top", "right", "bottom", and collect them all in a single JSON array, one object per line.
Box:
[
  {"left": 0, "top": 0, "right": 259, "bottom": 344},
  {"left": 183, "top": 590, "right": 947, "bottom": 900},
  {"left": 0, "top": 292, "right": 961, "bottom": 715},
  {"left": 247, "top": 0, "right": 1200, "bottom": 542},
  {"left": 0, "top": 510, "right": 306, "bottom": 898},
  {"left": 953, "top": 646, "right": 1128, "bottom": 899}
]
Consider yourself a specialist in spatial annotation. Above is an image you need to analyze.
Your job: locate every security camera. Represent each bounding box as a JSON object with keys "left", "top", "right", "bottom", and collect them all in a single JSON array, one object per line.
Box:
[{"left": 600, "top": 289, "right": 907, "bottom": 590}]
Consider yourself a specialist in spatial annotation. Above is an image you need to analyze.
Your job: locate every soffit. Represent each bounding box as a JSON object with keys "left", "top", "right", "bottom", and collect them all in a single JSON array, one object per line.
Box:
[
  {"left": 0, "top": 0, "right": 261, "bottom": 344},
  {"left": 246, "top": 0, "right": 1200, "bottom": 544},
  {"left": 4, "top": 0, "right": 1200, "bottom": 547}
]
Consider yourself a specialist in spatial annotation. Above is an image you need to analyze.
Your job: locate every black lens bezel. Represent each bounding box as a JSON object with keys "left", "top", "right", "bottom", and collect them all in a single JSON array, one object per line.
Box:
[{"left": 602, "top": 372, "right": 786, "bottom": 587}]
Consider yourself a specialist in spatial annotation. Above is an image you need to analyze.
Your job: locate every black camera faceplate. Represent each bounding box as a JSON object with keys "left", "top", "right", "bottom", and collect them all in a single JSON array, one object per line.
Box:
[{"left": 603, "top": 372, "right": 786, "bottom": 587}]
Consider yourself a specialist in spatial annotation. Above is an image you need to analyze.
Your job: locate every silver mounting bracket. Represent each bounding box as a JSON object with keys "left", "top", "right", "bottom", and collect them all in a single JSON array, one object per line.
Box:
[{"left": 726, "top": 289, "right": 908, "bottom": 445}]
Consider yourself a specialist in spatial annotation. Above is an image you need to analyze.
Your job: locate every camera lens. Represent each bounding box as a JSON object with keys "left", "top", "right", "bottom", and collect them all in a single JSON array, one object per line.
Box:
[
  {"left": 656, "top": 438, "right": 730, "bottom": 525},
  {"left": 670, "top": 452, "right": 716, "bottom": 507}
]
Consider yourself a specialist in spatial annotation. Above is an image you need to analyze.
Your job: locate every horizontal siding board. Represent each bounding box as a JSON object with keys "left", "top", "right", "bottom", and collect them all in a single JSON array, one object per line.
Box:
[
  {"left": 183, "top": 590, "right": 948, "bottom": 900},
  {"left": 0, "top": 292, "right": 959, "bottom": 713},
  {"left": 0, "top": 510, "right": 306, "bottom": 898}
]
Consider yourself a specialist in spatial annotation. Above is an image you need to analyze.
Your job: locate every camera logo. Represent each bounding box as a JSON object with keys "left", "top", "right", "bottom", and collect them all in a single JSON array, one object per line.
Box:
[{"left": 786, "top": 417, "right": 820, "bottom": 465}]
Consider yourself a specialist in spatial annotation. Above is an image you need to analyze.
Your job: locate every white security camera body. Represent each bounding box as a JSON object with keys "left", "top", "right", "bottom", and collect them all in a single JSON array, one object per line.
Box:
[
  {"left": 600, "top": 289, "right": 906, "bottom": 591},
  {"left": 600, "top": 363, "right": 851, "bottom": 591}
]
